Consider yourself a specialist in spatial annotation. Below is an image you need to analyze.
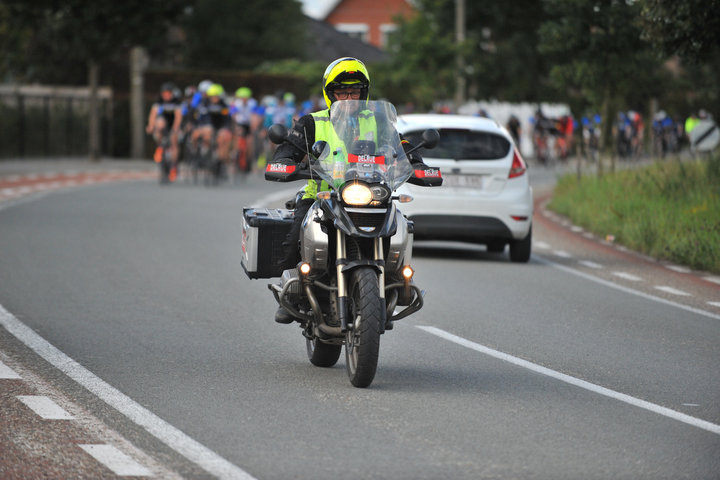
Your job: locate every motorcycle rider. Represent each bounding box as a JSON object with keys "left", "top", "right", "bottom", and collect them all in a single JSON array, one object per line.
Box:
[{"left": 271, "top": 57, "right": 435, "bottom": 324}]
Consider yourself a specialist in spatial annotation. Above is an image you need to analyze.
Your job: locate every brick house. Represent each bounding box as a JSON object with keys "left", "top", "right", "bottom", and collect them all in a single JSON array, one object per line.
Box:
[{"left": 320, "top": 0, "right": 416, "bottom": 49}]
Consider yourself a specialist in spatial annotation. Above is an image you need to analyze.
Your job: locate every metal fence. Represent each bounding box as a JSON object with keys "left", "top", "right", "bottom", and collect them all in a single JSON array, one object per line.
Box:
[{"left": 0, "top": 85, "right": 113, "bottom": 159}]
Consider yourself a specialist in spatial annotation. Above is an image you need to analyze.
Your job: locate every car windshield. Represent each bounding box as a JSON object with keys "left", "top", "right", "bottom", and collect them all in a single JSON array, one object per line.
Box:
[
  {"left": 403, "top": 128, "right": 511, "bottom": 160},
  {"left": 312, "top": 100, "right": 413, "bottom": 191}
]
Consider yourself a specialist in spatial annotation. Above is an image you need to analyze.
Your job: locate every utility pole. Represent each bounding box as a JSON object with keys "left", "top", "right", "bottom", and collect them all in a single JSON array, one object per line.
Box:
[
  {"left": 454, "top": 0, "right": 466, "bottom": 113},
  {"left": 130, "top": 46, "right": 148, "bottom": 160}
]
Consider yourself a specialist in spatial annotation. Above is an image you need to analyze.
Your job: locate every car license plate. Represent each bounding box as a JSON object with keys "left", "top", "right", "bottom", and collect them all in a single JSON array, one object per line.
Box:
[{"left": 444, "top": 174, "right": 485, "bottom": 188}]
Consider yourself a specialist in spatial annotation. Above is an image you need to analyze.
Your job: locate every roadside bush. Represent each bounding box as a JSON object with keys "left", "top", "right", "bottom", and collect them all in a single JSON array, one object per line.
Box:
[{"left": 549, "top": 155, "right": 720, "bottom": 273}]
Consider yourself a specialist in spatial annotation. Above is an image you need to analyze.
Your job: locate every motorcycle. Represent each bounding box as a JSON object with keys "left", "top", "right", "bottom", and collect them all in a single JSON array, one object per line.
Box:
[{"left": 241, "top": 100, "right": 441, "bottom": 387}]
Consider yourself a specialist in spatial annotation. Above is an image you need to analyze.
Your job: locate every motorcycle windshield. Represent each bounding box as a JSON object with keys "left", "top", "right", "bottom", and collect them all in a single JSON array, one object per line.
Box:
[{"left": 312, "top": 100, "right": 413, "bottom": 192}]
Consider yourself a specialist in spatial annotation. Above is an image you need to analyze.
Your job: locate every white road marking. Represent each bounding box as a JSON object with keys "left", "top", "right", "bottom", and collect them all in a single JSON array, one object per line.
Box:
[
  {"left": 535, "top": 256, "right": 720, "bottom": 321},
  {"left": 417, "top": 326, "right": 720, "bottom": 436},
  {"left": 570, "top": 225, "right": 583, "bottom": 232},
  {"left": 533, "top": 241, "right": 551, "bottom": 249},
  {"left": 0, "top": 359, "right": 22, "bottom": 379},
  {"left": 17, "top": 395, "right": 74, "bottom": 420},
  {"left": 704, "top": 276, "right": 720, "bottom": 285},
  {"left": 578, "top": 260, "right": 603, "bottom": 269},
  {"left": 666, "top": 265, "right": 691, "bottom": 273},
  {"left": 0, "top": 304, "right": 257, "bottom": 480},
  {"left": 79, "top": 444, "right": 153, "bottom": 477},
  {"left": 553, "top": 250, "right": 572, "bottom": 258},
  {"left": 654, "top": 286, "right": 691, "bottom": 296},
  {"left": 706, "top": 302, "right": 720, "bottom": 308},
  {"left": 612, "top": 271, "right": 642, "bottom": 281}
]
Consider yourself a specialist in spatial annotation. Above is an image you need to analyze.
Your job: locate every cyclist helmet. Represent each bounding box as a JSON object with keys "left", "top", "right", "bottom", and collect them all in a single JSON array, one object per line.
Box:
[
  {"left": 161, "top": 82, "right": 177, "bottom": 93},
  {"left": 322, "top": 57, "right": 370, "bottom": 108},
  {"left": 207, "top": 83, "right": 224, "bottom": 98},
  {"left": 198, "top": 79, "right": 213, "bottom": 94},
  {"left": 235, "top": 87, "right": 252, "bottom": 99}
]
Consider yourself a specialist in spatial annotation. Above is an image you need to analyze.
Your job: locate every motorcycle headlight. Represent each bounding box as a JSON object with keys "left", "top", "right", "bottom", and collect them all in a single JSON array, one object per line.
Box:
[{"left": 342, "top": 183, "right": 373, "bottom": 206}]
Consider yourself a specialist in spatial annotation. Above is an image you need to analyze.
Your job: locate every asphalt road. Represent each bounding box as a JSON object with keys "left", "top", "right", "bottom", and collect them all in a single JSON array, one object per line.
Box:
[{"left": 1, "top": 166, "right": 719, "bottom": 479}]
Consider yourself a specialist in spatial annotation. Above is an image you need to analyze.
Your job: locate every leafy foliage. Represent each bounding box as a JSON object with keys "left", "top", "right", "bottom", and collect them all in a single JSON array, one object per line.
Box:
[
  {"left": 0, "top": 0, "right": 188, "bottom": 83},
  {"left": 180, "top": 0, "right": 306, "bottom": 70},
  {"left": 639, "top": 0, "right": 720, "bottom": 64}
]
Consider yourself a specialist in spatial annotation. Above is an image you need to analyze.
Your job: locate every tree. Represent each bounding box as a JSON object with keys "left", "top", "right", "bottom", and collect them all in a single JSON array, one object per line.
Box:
[
  {"left": 639, "top": 0, "right": 720, "bottom": 64},
  {"left": 181, "top": 0, "right": 306, "bottom": 70},
  {"left": 538, "top": 0, "right": 660, "bottom": 169},
  {"left": 379, "top": 0, "right": 553, "bottom": 109},
  {"left": 1, "top": 0, "right": 188, "bottom": 159},
  {"left": 639, "top": 0, "right": 720, "bottom": 119}
]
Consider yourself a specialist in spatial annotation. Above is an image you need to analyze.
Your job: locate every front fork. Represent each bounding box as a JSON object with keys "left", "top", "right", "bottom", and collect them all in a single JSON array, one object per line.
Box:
[{"left": 335, "top": 230, "right": 384, "bottom": 332}]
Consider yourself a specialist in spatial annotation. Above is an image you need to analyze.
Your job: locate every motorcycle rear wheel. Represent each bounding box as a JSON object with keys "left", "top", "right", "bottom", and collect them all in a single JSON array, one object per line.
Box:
[
  {"left": 345, "top": 267, "right": 383, "bottom": 388},
  {"left": 307, "top": 338, "right": 342, "bottom": 367}
]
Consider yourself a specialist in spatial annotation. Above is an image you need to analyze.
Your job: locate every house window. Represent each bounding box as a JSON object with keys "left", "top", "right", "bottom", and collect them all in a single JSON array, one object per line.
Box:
[
  {"left": 335, "top": 23, "right": 370, "bottom": 44},
  {"left": 380, "top": 24, "right": 398, "bottom": 49}
]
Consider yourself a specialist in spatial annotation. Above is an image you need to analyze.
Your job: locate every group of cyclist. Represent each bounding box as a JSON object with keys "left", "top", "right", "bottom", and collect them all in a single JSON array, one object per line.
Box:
[
  {"left": 526, "top": 107, "right": 703, "bottom": 164},
  {"left": 145, "top": 80, "right": 310, "bottom": 184}
]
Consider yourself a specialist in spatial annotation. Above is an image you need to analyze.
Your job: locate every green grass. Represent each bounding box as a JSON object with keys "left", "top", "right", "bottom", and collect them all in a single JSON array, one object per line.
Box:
[{"left": 548, "top": 154, "right": 720, "bottom": 273}]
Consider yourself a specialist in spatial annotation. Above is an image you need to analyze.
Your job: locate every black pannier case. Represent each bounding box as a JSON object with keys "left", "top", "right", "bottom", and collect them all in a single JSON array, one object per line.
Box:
[{"left": 241, "top": 208, "right": 294, "bottom": 279}]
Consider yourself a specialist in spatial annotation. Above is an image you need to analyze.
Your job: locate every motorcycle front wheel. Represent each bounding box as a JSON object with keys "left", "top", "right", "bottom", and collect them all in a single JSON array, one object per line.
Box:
[{"left": 345, "top": 267, "right": 384, "bottom": 388}]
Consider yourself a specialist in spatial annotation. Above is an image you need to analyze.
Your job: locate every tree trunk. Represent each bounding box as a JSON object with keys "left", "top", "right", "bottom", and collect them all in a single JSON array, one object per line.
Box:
[{"left": 88, "top": 60, "right": 100, "bottom": 162}]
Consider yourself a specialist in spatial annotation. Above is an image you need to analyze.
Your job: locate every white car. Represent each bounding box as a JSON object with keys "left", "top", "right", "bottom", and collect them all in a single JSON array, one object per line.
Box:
[{"left": 397, "top": 114, "right": 533, "bottom": 262}]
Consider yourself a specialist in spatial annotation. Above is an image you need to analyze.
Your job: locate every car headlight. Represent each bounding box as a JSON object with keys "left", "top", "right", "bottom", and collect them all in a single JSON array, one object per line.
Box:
[{"left": 342, "top": 183, "right": 373, "bottom": 206}]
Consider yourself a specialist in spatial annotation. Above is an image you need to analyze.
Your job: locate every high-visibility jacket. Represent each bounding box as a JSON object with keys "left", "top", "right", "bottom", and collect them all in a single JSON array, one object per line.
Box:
[{"left": 302, "top": 108, "right": 377, "bottom": 199}]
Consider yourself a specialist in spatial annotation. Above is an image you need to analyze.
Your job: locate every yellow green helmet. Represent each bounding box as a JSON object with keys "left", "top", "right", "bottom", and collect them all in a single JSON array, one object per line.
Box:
[
  {"left": 235, "top": 87, "right": 252, "bottom": 99},
  {"left": 207, "top": 83, "right": 224, "bottom": 97},
  {"left": 322, "top": 57, "right": 370, "bottom": 108}
]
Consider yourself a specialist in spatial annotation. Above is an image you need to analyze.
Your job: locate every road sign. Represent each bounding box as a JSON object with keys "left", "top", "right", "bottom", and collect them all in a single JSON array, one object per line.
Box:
[{"left": 689, "top": 119, "right": 719, "bottom": 152}]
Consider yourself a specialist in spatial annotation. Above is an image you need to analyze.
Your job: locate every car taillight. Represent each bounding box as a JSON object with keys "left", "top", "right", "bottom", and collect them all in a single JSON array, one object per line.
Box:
[{"left": 509, "top": 148, "right": 527, "bottom": 179}]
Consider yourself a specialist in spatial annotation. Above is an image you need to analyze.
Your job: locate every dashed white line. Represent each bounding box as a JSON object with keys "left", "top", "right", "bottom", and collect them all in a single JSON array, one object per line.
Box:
[
  {"left": 79, "top": 444, "right": 153, "bottom": 477},
  {"left": 706, "top": 302, "right": 720, "bottom": 308},
  {"left": 704, "top": 276, "right": 720, "bottom": 286},
  {"left": 534, "top": 241, "right": 551, "bottom": 249},
  {"left": 0, "top": 359, "right": 22, "bottom": 379},
  {"left": 553, "top": 250, "right": 572, "bottom": 258},
  {"left": 417, "top": 325, "right": 720, "bottom": 436},
  {"left": 612, "top": 272, "right": 642, "bottom": 281},
  {"left": 570, "top": 225, "right": 583, "bottom": 232},
  {"left": 666, "top": 265, "right": 691, "bottom": 273},
  {"left": 17, "top": 395, "right": 74, "bottom": 420},
  {"left": 578, "top": 260, "right": 603, "bottom": 269},
  {"left": 0, "top": 303, "right": 257, "bottom": 480},
  {"left": 654, "top": 286, "right": 691, "bottom": 296},
  {"left": 536, "top": 256, "right": 720, "bottom": 321}
]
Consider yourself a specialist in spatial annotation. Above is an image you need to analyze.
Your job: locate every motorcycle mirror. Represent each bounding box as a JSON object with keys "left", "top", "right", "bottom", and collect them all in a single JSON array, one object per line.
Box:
[
  {"left": 422, "top": 129, "right": 440, "bottom": 149},
  {"left": 311, "top": 140, "right": 328, "bottom": 159},
  {"left": 268, "top": 124, "right": 288, "bottom": 145}
]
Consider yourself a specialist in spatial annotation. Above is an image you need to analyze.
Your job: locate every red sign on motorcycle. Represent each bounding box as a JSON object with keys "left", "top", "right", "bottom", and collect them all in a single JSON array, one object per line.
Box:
[
  {"left": 414, "top": 168, "right": 441, "bottom": 178},
  {"left": 266, "top": 163, "right": 296, "bottom": 173},
  {"left": 348, "top": 154, "right": 385, "bottom": 165}
]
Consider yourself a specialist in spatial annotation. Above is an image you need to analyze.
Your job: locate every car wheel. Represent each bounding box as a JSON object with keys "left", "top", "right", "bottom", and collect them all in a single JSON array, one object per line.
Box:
[{"left": 509, "top": 226, "right": 532, "bottom": 263}]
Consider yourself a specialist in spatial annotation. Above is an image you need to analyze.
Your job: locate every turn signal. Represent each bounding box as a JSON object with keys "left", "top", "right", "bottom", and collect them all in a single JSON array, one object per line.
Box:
[
  {"left": 317, "top": 191, "right": 331, "bottom": 200},
  {"left": 397, "top": 194, "right": 413, "bottom": 203},
  {"left": 402, "top": 265, "right": 414, "bottom": 280}
]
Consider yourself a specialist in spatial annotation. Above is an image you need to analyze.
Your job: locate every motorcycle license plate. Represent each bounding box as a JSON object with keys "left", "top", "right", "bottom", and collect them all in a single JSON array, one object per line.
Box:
[{"left": 443, "top": 174, "right": 485, "bottom": 188}]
